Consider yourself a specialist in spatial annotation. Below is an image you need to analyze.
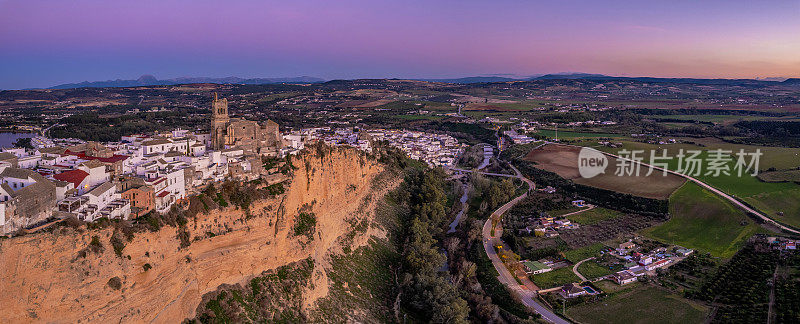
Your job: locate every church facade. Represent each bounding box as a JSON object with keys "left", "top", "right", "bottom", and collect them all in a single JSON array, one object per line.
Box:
[{"left": 210, "top": 94, "right": 283, "bottom": 156}]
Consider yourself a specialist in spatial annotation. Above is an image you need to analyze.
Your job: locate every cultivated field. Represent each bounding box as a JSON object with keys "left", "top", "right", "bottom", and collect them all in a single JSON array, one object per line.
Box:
[
  {"left": 566, "top": 207, "right": 622, "bottom": 225},
  {"left": 531, "top": 267, "right": 580, "bottom": 289},
  {"left": 558, "top": 213, "right": 663, "bottom": 249},
  {"left": 651, "top": 114, "right": 800, "bottom": 124},
  {"left": 531, "top": 129, "right": 623, "bottom": 139},
  {"left": 758, "top": 169, "right": 800, "bottom": 183},
  {"left": 597, "top": 137, "right": 800, "bottom": 171},
  {"left": 564, "top": 243, "right": 607, "bottom": 264},
  {"left": 524, "top": 144, "right": 685, "bottom": 199},
  {"left": 595, "top": 138, "right": 800, "bottom": 228},
  {"left": 577, "top": 260, "right": 614, "bottom": 279},
  {"left": 567, "top": 285, "right": 709, "bottom": 324},
  {"left": 642, "top": 182, "right": 764, "bottom": 258}
]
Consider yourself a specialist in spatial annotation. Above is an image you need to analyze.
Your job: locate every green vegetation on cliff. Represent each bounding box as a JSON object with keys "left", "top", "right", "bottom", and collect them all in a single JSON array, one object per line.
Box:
[{"left": 188, "top": 258, "right": 315, "bottom": 323}]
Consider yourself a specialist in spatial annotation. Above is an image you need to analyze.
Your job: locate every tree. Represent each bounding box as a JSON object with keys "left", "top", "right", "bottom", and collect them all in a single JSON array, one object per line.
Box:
[
  {"left": 398, "top": 168, "right": 469, "bottom": 323},
  {"left": 13, "top": 137, "right": 33, "bottom": 149},
  {"left": 405, "top": 218, "right": 445, "bottom": 275}
]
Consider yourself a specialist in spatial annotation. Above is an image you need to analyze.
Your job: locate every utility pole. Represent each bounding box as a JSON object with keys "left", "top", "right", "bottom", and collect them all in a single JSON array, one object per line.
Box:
[{"left": 555, "top": 125, "right": 558, "bottom": 142}]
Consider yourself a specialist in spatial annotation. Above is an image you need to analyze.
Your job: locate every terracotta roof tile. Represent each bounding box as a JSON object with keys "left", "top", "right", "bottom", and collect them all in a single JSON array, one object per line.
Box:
[{"left": 53, "top": 169, "right": 89, "bottom": 187}]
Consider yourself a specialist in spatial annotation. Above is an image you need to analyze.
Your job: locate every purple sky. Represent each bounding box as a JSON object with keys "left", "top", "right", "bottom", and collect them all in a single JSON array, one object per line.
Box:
[{"left": 1, "top": 0, "right": 799, "bottom": 89}]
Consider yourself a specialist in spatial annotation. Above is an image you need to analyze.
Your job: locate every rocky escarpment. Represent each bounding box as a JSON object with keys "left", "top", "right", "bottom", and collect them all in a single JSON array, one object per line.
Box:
[{"left": 0, "top": 147, "right": 395, "bottom": 323}]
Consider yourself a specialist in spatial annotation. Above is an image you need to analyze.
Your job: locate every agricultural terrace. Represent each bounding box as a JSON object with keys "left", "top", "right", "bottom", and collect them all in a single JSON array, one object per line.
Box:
[
  {"left": 642, "top": 182, "right": 765, "bottom": 258},
  {"left": 524, "top": 144, "right": 685, "bottom": 199}
]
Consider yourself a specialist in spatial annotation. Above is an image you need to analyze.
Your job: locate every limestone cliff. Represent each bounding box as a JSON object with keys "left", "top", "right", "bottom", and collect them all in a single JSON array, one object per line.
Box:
[{"left": 0, "top": 147, "right": 395, "bottom": 323}]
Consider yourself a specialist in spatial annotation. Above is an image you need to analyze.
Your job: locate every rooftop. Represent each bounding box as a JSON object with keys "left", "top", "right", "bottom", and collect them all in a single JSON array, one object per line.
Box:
[{"left": 53, "top": 169, "right": 89, "bottom": 187}]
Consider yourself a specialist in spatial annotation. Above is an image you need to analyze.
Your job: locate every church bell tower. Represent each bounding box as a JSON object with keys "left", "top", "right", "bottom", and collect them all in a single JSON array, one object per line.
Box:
[{"left": 211, "top": 93, "right": 229, "bottom": 150}]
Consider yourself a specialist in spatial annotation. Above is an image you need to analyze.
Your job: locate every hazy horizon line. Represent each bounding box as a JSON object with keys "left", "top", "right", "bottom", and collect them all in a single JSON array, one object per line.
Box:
[{"left": 5, "top": 72, "right": 797, "bottom": 91}]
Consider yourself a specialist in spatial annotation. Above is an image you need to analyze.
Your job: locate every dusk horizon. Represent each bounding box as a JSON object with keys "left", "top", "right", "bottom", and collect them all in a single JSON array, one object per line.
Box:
[
  {"left": 6, "top": 71, "right": 800, "bottom": 90},
  {"left": 2, "top": 0, "right": 799, "bottom": 89},
  {"left": 2, "top": 1, "right": 800, "bottom": 322}
]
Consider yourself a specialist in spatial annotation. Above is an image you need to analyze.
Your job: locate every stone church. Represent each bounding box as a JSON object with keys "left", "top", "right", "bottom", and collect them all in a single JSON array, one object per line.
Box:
[{"left": 210, "top": 94, "right": 283, "bottom": 156}]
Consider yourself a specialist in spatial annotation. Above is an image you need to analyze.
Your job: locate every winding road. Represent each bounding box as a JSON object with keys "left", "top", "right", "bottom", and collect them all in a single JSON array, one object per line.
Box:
[
  {"left": 474, "top": 139, "right": 797, "bottom": 323},
  {"left": 480, "top": 164, "right": 570, "bottom": 324},
  {"left": 560, "top": 205, "right": 596, "bottom": 217},
  {"left": 572, "top": 258, "right": 595, "bottom": 282}
]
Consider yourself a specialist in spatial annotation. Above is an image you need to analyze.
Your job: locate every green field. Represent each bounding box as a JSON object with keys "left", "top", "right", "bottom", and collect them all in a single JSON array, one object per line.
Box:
[
  {"left": 597, "top": 139, "right": 800, "bottom": 228},
  {"left": 642, "top": 182, "right": 764, "bottom": 258},
  {"left": 746, "top": 189, "right": 800, "bottom": 227},
  {"left": 651, "top": 114, "right": 800, "bottom": 124},
  {"left": 393, "top": 114, "right": 445, "bottom": 121},
  {"left": 531, "top": 129, "right": 622, "bottom": 139},
  {"left": 594, "top": 279, "right": 639, "bottom": 294},
  {"left": 566, "top": 207, "right": 622, "bottom": 225},
  {"left": 564, "top": 243, "right": 607, "bottom": 264},
  {"left": 576, "top": 260, "right": 614, "bottom": 279},
  {"left": 598, "top": 137, "right": 800, "bottom": 171},
  {"left": 531, "top": 267, "right": 581, "bottom": 289},
  {"left": 567, "top": 285, "right": 709, "bottom": 324}
]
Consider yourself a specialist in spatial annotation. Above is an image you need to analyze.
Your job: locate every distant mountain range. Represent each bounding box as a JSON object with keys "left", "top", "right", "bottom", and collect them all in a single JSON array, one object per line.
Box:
[
  {"left": 421, "top": 73, "right": 798, "bottom": 86},
  {"left": 783, "top": 78, "right": 800, "bottom": 85},
  {"left": 48, "top": 75, "right": 326, "bottom": 89},
  {"left": 419, "top": 76, "right": 533, "bottom": 84},
  {"left": 530, "top": 73, "right": 798, "bottom": 86},
  {"left": 44, "top": 73, "right": 799, "bottom": 89}
]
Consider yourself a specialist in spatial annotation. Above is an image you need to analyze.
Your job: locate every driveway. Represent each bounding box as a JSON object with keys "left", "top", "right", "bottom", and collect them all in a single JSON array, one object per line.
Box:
[{"left": 572, "top": 257, "right": 595, "bottom": 282}]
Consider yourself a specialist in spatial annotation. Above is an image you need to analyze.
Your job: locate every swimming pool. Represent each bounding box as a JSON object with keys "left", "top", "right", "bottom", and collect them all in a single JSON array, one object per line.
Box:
[{"left": 583, "top": 286, "right": 597, "bottom": 294}]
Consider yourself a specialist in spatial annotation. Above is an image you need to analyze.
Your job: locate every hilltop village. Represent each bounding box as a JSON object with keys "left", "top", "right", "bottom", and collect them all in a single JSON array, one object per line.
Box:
[{"left": 0, "top": 95, "right": 462, "bottom": 235}]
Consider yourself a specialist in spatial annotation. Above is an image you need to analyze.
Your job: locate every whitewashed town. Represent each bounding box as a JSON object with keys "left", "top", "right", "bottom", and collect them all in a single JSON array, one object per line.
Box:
[{"left": 0, "top": 95, "right": 464, "bottom": 235}]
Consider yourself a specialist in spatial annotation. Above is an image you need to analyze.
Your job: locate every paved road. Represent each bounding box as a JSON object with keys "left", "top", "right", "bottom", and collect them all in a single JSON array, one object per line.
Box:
[
  {"left": 481, "top": 164, "right": 570, "bottom": 324},
  {"left": 572, "top": 257, "right": 595, "bottom": 282}
]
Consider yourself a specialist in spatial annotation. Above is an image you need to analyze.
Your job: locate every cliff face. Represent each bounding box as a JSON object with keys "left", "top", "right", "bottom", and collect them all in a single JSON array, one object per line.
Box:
[{"left": 0, "top": 148, "right": 392, "bottom": 323}]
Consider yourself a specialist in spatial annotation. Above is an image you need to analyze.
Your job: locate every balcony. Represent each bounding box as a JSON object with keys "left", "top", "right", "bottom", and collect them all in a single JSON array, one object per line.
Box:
[
  {"left": 99, "top": 199, "right": 131, "bottom": 220},
  {"left": 58, "top": 196, "right": 88, "bottom": 213}
]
